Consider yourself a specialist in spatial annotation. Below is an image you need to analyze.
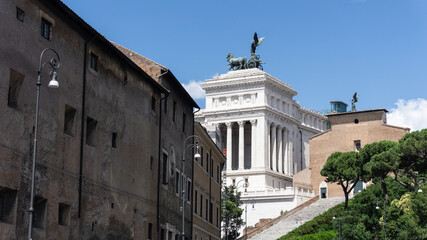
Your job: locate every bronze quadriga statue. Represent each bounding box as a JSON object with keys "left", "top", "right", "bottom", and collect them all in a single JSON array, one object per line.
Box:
[{"left": 226, "top": 32, "right": 265, "bottom": 71}]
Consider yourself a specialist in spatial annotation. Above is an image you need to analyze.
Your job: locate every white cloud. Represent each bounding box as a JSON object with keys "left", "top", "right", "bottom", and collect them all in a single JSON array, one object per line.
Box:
[
  {"left": 182, "top": 80, "right": 205, "bottom": 100},
  {"left": 387, "top": 98, "right": 427, "bottom": 131}
]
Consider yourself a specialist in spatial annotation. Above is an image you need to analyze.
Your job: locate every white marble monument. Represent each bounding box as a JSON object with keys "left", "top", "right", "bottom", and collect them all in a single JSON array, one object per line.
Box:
[{"left": 195, "top": 68, "right": 327, "bottom": 232}]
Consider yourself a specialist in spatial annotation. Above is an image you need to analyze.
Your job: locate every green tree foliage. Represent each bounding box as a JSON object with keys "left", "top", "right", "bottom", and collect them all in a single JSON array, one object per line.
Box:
[
  {"left": 394, "top": 129, "right": 427, "bottom": 191},
  {"left": 386, "top": 189, "right": 427, "bottom": 240},
  {"left": 221, "top": 185, "right": 244, "bottom": 240},
  {"left": 320, "top": 151, "right": 361, "bottom": 210},
  {"left": 360, "top": 141, "right": 399, "bottom": 205}
]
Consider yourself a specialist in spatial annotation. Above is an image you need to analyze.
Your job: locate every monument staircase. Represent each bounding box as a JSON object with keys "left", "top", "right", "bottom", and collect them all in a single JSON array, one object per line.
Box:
[{"left": 245, "top": 197, "right": 345, "bottom": 240}]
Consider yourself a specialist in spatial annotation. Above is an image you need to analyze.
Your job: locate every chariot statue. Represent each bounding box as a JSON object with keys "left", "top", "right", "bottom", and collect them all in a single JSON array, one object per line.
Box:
[
  {"left": 351, "top": 92, "right": 358, "bottom": 112},
  {"left": 226, "top": 32, "right": 265, "bottom": 71}
]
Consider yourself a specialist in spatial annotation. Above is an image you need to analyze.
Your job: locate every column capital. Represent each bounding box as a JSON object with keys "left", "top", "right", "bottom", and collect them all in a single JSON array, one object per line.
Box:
[
  {"left": 250, "top": 119, "right": 257, "bottom": 125},
  {"left": 270, "top": 122, "right": 276, "bottom": 127},
  {"left": 225, "top": 122, "right": 233, "bottom": 127},
  {"left": 238, "top": 121, "right": 245, "bottom": 126}
]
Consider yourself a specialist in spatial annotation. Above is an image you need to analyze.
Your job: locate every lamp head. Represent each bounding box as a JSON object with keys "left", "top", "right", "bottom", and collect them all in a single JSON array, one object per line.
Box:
[
  {"left": 48, "top": 71, "right": 59, "bottom": 88},
  {"left": 194, "top": 142, "right": 201, "bottom": 159},
  {"left": 418, "top": 186, "right": 423, "bottom": 193}
]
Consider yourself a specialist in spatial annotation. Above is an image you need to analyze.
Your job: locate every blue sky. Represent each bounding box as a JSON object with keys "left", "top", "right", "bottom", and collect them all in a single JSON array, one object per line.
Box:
[{"left": 62, "top": 0, "right": 427, "bottom": 130}]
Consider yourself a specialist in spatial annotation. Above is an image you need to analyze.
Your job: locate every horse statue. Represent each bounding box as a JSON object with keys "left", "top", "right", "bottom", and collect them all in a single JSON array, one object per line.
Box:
[{"left": 226, "top": 53, "right": 247, "bottom": 71}]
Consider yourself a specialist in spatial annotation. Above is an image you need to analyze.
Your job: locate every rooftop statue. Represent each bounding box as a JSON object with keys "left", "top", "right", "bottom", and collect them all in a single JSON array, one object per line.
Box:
[
  {"left": 227, "top": 32, "right": 265, "bottom": 71},
  {"left": 351, "top": 92, "right": 358, "bottom": 111}
]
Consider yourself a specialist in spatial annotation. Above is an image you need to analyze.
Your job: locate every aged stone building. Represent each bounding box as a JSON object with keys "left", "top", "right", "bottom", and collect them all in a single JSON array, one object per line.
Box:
[
  {"left": 0, "top": 0, "right": 202, "bottom": 239},
  {"left": 114, "top": 43, "right": 199, "bottom": 240},
  {"left": 296, "top": 107, "right": 410, "bottom": 199},
  {"left": 195, "top": 69, "right": 327, "bottom": 232},
  {"left": 310, "top": 108, "right": 410, "bottom": 199},
  {"left": 192, "top": 122, "right": 226, "bottom": 240}
]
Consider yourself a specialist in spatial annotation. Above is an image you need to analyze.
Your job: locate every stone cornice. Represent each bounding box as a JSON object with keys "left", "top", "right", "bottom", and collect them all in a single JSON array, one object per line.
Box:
[{"left": 202, "top": 69, "right": 297, "bottom": 97}]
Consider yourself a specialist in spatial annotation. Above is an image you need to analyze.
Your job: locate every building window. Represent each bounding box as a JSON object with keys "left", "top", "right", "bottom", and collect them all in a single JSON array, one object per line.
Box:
[
  {"left": 112, "top": 132, "right": 117, "bottom": 148},
  {"left": 64, "top": 105, "right": 76, "bottom": 136},
  {"left": 217, "top": 206, "right": 219, "bottom": 227},
  {"left": 200, "top": 194, "right": 203, "bottom": 217},
  {"left": 209, "top": 202, "right": 213, "bottom": 223},
  {"left": 90, "top": 52, "right": 98, "bottom": 71},
  {"left": 206, "top": 153, "right": 209, "bottom": 172},
  {"left": 16, "top": 7, "right": 24, "bottom": 22},
  {"left": 187, "top": 179, "right": 191, "bottom": 202},
  {"left": 216, "top": 165, "right": 220, "bottom": 183},
  {"left": 175, "top": 171, "right": 180, "bottom": 194},
  {"left": 355, "top": 140, "right": 361, "bottom": 151},
  {"left": 160, "top": 228, "right": 165, "bottom": 240},
  {"left": 194, "top": 190, "right": 198, "bottom": 214},
  {"left": 7, "top": 69, "right": 25, "bottom": 109},
  {"left": 58, "top": 203, "right": 70, "bottom": 226},
  {"left": 162, "top": 153, "right": 168, "bottom": 184},
  {"left": 33, "top": 196, "right": 47, "bottom": 229},
  {"left": 172, "top": 101, "right": 177, "bottom": 122},
  {"left": 151, "top": 96, "right": 156, "bottom": 111},
  {"left": 205, "top": 199, "right": 208, "bottom": 220},
  {"left": 148, "top": 222, "right": 153, "bottom": 240},
  {"left": 0, "top": 187, "right": 17, "bottom": 223},
  {"left": 40, "top": 18, "right": 52, "bottom": 40},
  {"left": 210, "top": 158, "right": 214, "bottom": 176},
  {"left": 182, "top": 113, "right": 186, "bottom": 132},
  {"left": 200, "top": 147, "right": 204, "bottom": 167},
  {"left": 86, "top": 117, "right": 97, "bottom": 146}
]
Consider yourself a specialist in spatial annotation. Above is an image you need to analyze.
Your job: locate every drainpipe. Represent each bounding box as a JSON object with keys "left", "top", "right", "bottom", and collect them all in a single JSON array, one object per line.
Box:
[
  {"left": 191, "top": 107, "right": 200, "bottom": 239},
  {"left": 78, "top": 34, "right": 97, "bottom": 218},
  {"left": 299, "top": 130, "right": 303, "bottom": 171},
  {"left": 156, "top": 70, "right": 169, "bottom": 240}
]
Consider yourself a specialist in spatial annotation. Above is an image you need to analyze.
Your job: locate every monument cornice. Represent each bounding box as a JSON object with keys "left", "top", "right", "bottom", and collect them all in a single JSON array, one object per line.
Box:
[{"left": 202, "top": 69, "right": 297, "bottom": 97}]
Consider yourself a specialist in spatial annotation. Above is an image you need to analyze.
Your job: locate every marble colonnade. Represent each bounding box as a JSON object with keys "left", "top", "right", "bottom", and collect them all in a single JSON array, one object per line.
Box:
[{"left": 221, "top": 120, "right": 293, "bottom": 175}]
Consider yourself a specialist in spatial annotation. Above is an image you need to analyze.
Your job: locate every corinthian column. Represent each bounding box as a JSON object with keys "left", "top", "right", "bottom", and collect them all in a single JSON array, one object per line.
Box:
[
  {"left": 277, "top": 126, "right": 283, "bottom": 173},
  {"left": 238, "top": 121, "right": 245, "bottom": 170},
  {"left": 271, "top": 123, "right": 276, "bottom": 171},
  {"left": 226, "top": 122, "right": 233, "bottom": 171},
  {"left": 250, "top": 119, "right": 257, "bottom": 170}
]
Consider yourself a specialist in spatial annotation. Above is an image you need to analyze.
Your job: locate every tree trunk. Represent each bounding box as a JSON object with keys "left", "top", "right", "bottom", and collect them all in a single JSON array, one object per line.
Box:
[
  {"left": 381, "top": 179, "right": 390, "bottom": 205},
  {"left": 344, "top": 192, "right": 349, "bottom": 210},
  {"left": 340, "top": 181, "right": 349, "bottom": 210}
]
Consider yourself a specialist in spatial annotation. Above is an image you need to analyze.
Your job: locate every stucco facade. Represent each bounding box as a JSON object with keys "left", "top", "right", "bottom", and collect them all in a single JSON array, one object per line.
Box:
[
  {"left": 192, "top": 123, "right": 226, "bottom": 240},
  {"left": 307, "top": 109, "right": 410, "bottom": 199},
  {"left": 0, "top": 0, "right": 199, "bottom": 240},
  {"left": 115, "top": 43, "right": 199, "bottom": 240}
]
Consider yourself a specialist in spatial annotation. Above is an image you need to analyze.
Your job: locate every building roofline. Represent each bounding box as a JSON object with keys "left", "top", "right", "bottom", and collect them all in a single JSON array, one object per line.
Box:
[
  {"left": 110, "top": 42, "right": 199, "bottom": 109},
  {"left": 326, "top": 108, "right": 388, "bottom": 117}
]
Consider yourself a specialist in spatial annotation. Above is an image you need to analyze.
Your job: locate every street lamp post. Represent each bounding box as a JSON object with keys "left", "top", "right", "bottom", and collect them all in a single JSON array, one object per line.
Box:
[
  {"left": 294, "top": 217, "right": 303, "bottom": 240},
  {"left": 181, "top": 135, "right": 201, "bottom": 240},
  {"left": 28, "top": 48, "right": 61, "bottom": 240},
  {"left": 234, "top": 180, "right": 247, "bottom": 240},
  {"left": 376, "top": 199, "right": 386, "bottom": 240},
  {"left": 244, "top": 199, "right": 255, "bottom": 240},
  {"left": 333, "top": 212, "right": 341, "bottom": 240}
]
